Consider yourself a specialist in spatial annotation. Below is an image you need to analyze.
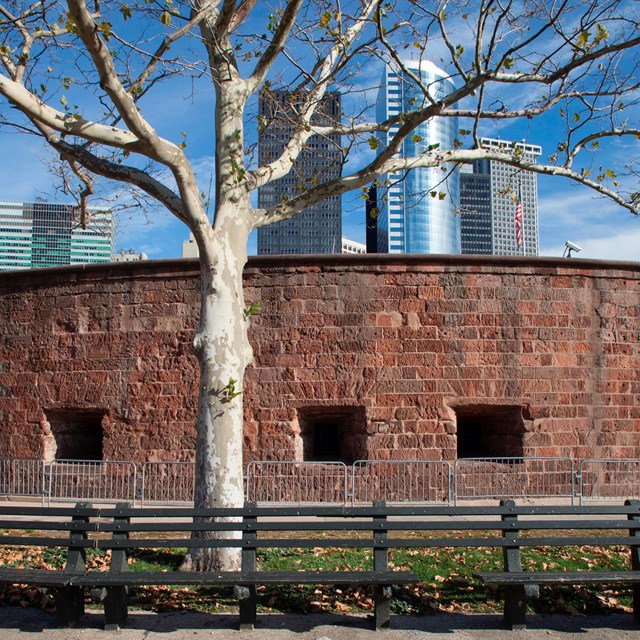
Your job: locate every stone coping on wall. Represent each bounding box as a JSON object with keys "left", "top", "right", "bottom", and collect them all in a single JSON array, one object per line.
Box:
[{"left": 0, "top": 253, "right": 638, "bottom": 293}]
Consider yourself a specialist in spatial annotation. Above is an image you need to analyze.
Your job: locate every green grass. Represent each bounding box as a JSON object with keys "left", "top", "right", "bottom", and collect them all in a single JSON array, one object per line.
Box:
[
  {"left": 0, "top": 535, "right": 635, "bottom": 616},
  {"left": 128, "top": 548, "right": 185, "bottom": 572},
  {"left": 255, "top": 540, "right": 634, "bottom": 615}
]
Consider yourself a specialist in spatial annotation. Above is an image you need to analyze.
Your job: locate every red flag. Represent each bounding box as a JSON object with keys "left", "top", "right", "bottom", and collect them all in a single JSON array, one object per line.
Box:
[{"left": 515, "top": 187, "right": 523, "bottom": 249}]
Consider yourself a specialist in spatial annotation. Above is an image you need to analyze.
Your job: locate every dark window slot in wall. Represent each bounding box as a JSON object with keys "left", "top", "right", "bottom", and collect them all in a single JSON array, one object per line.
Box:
[
  {"left": 298, "top": 406, "right": 367, "bottom": 465},
  {"left": 45, "top": 409, "right": 105, "bottom": 461},
  {"left": 454, "top": 404, "right": 525, "bottom": 459}
]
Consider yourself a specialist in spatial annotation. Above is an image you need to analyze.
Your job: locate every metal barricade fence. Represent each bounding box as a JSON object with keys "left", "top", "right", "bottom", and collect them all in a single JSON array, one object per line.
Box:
[
  {"left": 454, "top": 457, "right": 575, "bottom": 504},
  {"left": 246, "top": 461, "right": 348, "bottom": 504},
  {"left": 47, "top": 460, "right": 137, "bottom": 505},
  {"left": 351, "top": 460, "right": 452, "bottom": 505},
  {"left": 141, "top": 461, "right": 195, "bottom": 505},
  {"left": 579, "top": 459, "right": 640, "bottom": 504},
  {"left": 0, "top": 457, "right": 46, "bottom": 500},
  {"left": 3, "top": 455, "right": 640, "bottom": 505}
]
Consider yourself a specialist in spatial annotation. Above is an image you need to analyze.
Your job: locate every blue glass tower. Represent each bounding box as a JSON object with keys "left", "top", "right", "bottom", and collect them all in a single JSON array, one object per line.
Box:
[{"left": 376, "top": 60, "right": 460, "bottom": 254}]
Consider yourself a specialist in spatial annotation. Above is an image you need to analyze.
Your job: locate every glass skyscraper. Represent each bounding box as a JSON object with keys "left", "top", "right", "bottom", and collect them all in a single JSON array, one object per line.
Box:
[
  {"left": 376, "top": 60, "right": 460, "bottom": 254},
  {"left": 0, "top": 200, "right": 115, "bottom": 271},
  {"left": 257, "top": 91, "right": 342, "bottom": 255},
  {"left": 460, "top": 138, "right": 541, "bottom": 256}
]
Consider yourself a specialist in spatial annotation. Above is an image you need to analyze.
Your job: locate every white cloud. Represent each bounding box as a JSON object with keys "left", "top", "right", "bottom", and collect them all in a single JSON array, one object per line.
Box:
[
  {"left": 541, "top": 228, "right": 640, "bottom": 262},
  {"left": 538, "top": 177, "right": 639, "bottom": 262}
]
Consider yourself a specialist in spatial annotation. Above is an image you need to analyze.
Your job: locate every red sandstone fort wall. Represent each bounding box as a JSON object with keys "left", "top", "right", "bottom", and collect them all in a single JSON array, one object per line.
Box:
[{"left": 0, "top": 255, "right": 638, "bottom": 464}]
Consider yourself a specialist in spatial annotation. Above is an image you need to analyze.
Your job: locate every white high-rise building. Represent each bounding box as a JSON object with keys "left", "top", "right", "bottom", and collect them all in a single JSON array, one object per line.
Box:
[
  {"left": 460, "top": 138, "right": 541, "bottom": 256},
  {"left": 341, "top": 237, "right": 366, "bottom": 254},
  {"left": 376, "top": 60, "right": 460, "bottom": 254},
  {"left": 114, "top": 249, "right": 148, "bottom": 262},
  {"left": 0, "top": 200, "right": 115, "bottom": 271},
  {"left": 182, "top": 233, "right": 199, "bottom": 258}
]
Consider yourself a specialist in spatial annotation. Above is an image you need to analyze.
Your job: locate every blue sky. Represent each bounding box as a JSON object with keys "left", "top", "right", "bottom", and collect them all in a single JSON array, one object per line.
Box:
[
  {"left": 1, "top": 103, "right": 637, "bottom": 262},
  {"left": 0, "top": 7, "right": 638, "bottom": 263}
]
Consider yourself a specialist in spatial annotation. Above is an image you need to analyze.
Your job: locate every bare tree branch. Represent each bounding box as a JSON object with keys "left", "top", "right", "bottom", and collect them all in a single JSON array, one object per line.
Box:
[
  {"left": 258, "top": 146, "right": 639, "bottom": 227},
  {"left": 245, "top": 0, "right": 304, "bottom": 93},
  {"left": 0, "top": 72, "right": 142, "bottom": 149},
  {"left": 66, "top": 0, "right": 173, "bottom": 158}
]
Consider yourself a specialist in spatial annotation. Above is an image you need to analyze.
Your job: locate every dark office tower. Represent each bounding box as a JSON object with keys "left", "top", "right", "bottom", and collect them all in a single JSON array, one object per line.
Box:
[
  {"left": 365, "top": 186, "right": 379, "bottom": 253},
  {"left": 459, "top": 138, "right": 541, "bottom": 256},
  {"left": 257, "top": 91, "right": 342, "bottom": 255},
  {"left": 459, "top": 165, "right": 493, "bottom": 254}
]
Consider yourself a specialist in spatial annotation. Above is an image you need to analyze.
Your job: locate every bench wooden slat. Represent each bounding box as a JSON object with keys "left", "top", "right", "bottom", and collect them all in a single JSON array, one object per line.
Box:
[
  {"left": 388, "top": 535, "right": 640, "bottom": 548},
  {"left": 0, "top": 536, "right": 96, "bottom": 548},
  {"left": 0, "top": 521, "right": 98, "bottom": 532},
  {"left": 70, "top": 569, "right": 418, "bottom": 587},
  {"left": 476, "top": 570, "right": 640, "bottom": 585},
  {"left": 97, "top": 519, "right": 640, "bottom": 535},
  {"left": 0, "top": 569, "right": 73, "bottom": 586},
  {"left": 71, "top": 571, "right": 246, "bottom": 586},
  {"left": 0, "top": 507, "right": 100, "bottom": 518},
  {"left": 232, "top": 569, "right": 418, "bottom": 585},
  {"left": 96, "top": 537, "right": 378, "bottom": 549},
  {"left": 95, "top": 504, "right": 640, "bottom": 519}
]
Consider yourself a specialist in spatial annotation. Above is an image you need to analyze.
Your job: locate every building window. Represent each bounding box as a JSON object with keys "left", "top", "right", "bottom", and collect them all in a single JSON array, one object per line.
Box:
[
  {"left": 45, "top": 409, "right": 105, "bottom": 461},
  {"left": 453, "top": 404, "right": 526, "bottom": 459},
  {"left": 297, "top": 406, "right": 367, "bottom": 464}
]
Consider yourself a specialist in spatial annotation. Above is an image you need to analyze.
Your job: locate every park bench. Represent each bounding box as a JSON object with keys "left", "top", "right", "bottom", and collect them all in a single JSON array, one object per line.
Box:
[
  {"left": 0, "top": 502, "right": 98, "bottom": 625},
  {"left": 473, "top": 499, "right": 640, "bottom": 629},
  {"left": 1, "top": 500, "right": 640, "bottom": 631},
  {"left": 0, "top": 501, "right": 419, "bottom": 630}
]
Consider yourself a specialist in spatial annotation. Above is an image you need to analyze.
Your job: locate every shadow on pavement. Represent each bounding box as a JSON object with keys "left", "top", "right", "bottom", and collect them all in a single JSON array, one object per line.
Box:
[{"left": 0, "top": 607, "right": 638, "bottom": 636}]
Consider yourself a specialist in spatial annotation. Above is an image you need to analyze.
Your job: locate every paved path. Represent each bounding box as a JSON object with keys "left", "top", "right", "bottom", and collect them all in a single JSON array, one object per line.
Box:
[{"left": 0, "top": 607, "right": 639, "bottom": 639}]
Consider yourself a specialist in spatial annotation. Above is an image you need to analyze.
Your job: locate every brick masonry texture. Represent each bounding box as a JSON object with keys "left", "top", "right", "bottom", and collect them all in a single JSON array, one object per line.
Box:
[{"left": 0, "top": 255, "right": 638, "bottom": 465}]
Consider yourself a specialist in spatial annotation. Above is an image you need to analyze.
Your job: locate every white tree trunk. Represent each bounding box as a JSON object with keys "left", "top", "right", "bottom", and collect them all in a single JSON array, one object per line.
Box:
[{"left": 184, "top": 208, "right": 252, "bottom": 572}]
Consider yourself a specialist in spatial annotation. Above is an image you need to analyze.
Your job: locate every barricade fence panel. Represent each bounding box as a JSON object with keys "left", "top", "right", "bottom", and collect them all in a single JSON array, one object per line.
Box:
[
  {"left": 141, "top": 461, "right": 195, "bottom": 505},
  {"left": 4, "top": 456, "right": 640, "bottom": 504},
  {"left": 246, "top": 461, "right": 348, "bottom": 504},
  {"left": 47, "top": 460, "right": 137, "bottom": 505},
  {"left": 0, "top": 458, "right": 45, "bottom": 498},
  {"left": 453, "top": 457, "right": 575, "bottom": 503},
  {"left": 352, "top": 460, "right": 452, "bottom": 505},
  {"left": 579, "top": 460, "right": 640, "bottom": 503}
]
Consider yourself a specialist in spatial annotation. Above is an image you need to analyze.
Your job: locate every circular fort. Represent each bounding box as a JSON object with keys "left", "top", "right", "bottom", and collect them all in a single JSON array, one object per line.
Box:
[{"left": 0, "top": 253, "right": 637, "bottom": 475}]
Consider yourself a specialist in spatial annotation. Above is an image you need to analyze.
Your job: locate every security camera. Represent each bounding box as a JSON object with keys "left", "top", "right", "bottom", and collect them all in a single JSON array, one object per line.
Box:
[{"left": 563, "top": 241, "right": 582, "bottom": 258}]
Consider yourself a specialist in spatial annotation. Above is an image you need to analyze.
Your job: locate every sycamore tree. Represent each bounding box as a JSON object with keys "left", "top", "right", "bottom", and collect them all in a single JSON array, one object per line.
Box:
[{"left": 1, "top": 0, "right": 639, "bottom": 569}]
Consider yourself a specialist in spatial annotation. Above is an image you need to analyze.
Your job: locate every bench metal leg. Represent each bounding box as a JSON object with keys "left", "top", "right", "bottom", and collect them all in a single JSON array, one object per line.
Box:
[
  {"left": 503, "top": 585, "right": 527, "bottom": 630},
  {"left": 629, "top": 501, "right": 640, "bottom": 624},
  {"left": 104, "top": 586, "right": 128, "bottom": 630},
  {"left": 236, "top": 585, "right": 257, "bottom": 630},
  {"left": 632, "top": 584, "right": 640, "bottom": 623},
  {"left": 373, "top": 585, "right": 392, "bottom": 630},
  {"left": 54, "top": 586, "right": 85, "bottom": 627}
]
